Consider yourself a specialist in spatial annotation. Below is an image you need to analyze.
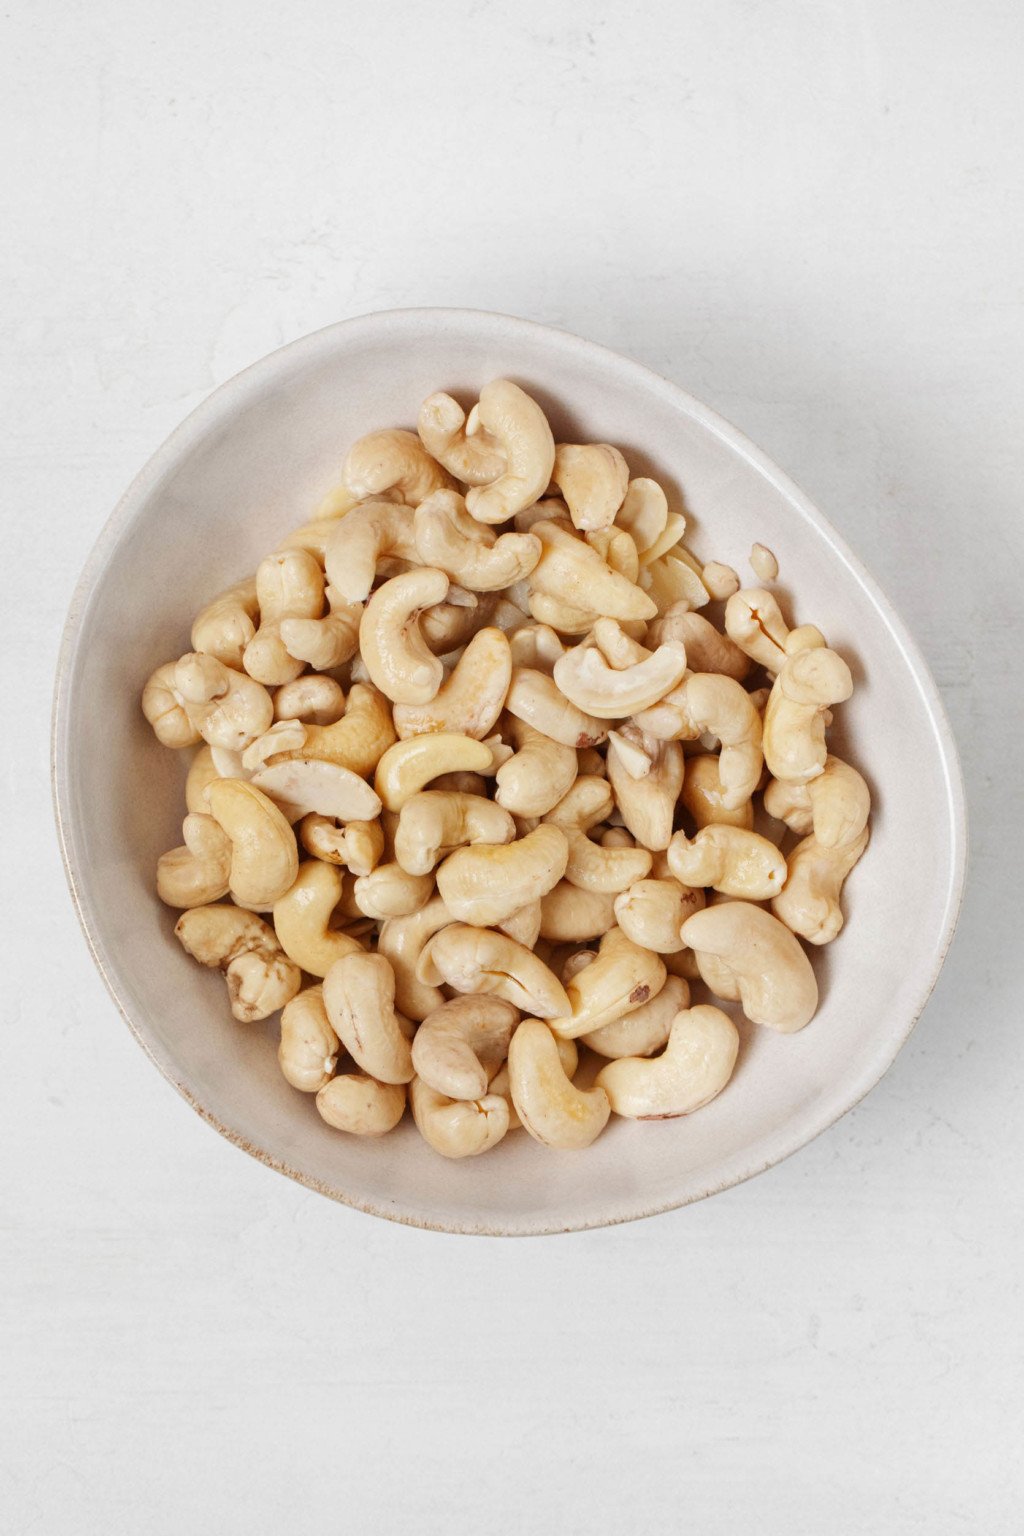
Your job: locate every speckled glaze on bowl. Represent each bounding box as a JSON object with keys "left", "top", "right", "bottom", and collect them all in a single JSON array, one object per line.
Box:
[{"left": 52, "top": 308, "right": 967, "bottom": 1235}]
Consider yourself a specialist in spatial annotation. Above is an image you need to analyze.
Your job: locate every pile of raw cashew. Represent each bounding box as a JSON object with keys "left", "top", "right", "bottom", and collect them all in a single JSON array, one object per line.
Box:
[{"left": 142, "top": 379, "right": 870, "bottom": 1158}]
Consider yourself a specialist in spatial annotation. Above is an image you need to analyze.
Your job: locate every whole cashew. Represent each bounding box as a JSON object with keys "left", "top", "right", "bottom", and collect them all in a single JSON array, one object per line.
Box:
[
  {"left": 494, "top": 720, "right": 579, "bottom": 817},
  {"left": 299, "top": 815, "right": 384, "bottom": 874},
  {"left": 489, "top": 1032, "right": 577, "bottom": 1131},
  {"left": 614, "top": 478, "right": 669, "bottom": 557},
  {"left": 374, "top": 733, "right": 497, "bottom": 811},
  {"left": 352, "top": 862, "right": 435, "bottom": 920},
  {"left": 280, "top": 585, "right": 362, "bottom": 672},
  {"left": 243, "top": 550, "right": 324, "bottom": 686},
  {"left": 142, "top": 662, "right": 202, "bottom": 748},
  {"left": 175, "top": 904, "right": 301, "bottom": 1022},
  {"left": 679, "top": 754, "right": 754, "bottom": 831},
  {"left": 613, "top": 877, "right": 703, "bottom": 953},
  {"left": 417, "top": 391, "right": 507, "bottom": 484},
  {"left": 563, "top": 828, "right": 653, "bottom": 893},
  {"left": 507, "top": 1018, "right": 610, "bottom": 1150},
  {"left": 271, "top": 683, "right": 397, "bottom": 777},
  {"left": 272, "top": 860, "right": 364, "bottom": 976},
  {"left": 185, "top": 744, "right": 227, "bottom": 812},
  {"left": 771, "top": 826, "right": 870, "bottom": 944},
  {"left": 647, "top": 606, "right": 749, "bottom": 681},
  {"left": 173, "top": 653, "right": 274, "bottom": 752},
  {"left": 539, "top": 882, "right": 618, "bottom": 942},
  {"left": 552, "top": 635, "right": 688, "bottom": 719},
  {"left": 763, "top": 754, "right": 871, "bottom": 848},
  {"left": 317, "top": 1074, "right": 407, "bottom": 1136},
  {"left": 279, "top": 984, "right": 339, "bottom": 1091},
  {"left": 542, "top": 774, "right": 614, "bottom": 831},
  {"left": 552, "top": 442, "right": 629, "bottom": 532},
  {"left": 205, "top": 779, "right": 299, "bottom": 908},
  {"left": 276, "top": 517, "right": 339, "bottom": 565},
  {"left": 322, "top": 951, "right": 414, "bottom": 1084},
  {"left": 409, "top": 1077, "right": 510, "bottom": 1158},
  {"left": 377, "top": 896, "right": 455, "bottom": 1020},
  {"left": 359, "top": 567, "right": 449, "bottom": 705},
  {"left": 582, "top": 974, "right": 690, "bottom": 1059},
  {"left": 274, "top": 674, "right": 347, "bottom": 725},
  {"left": 411, "top": 996, "right": 519, "bottom": 1100},
  {"left": 249, "top": 759, "right": 382, "bottom": 824},
  {"left": 596, "top": 1004, "right": 739, "bottom": 1119},
  {"left": 323, "top": 499, "right": 419, "bottom": 603},
  {"left": 763, "top": 648, "right": 853, "bottom": 784},
  {"left": 527, "top": 519, "right": 656, "bottom": 623},
  {"left": 784, "top": 623, "right": 828, "bottom": 657},
  {"left": 343, "top": 428, "right": 454, "bottom": 506},
  {"left": 156, "top": 813, "right": 232, "bottom": 908},
  {"left": 436, "top": 824, "right": 569, "bottom": 927},
  {"left": 679, "top": 900, "right": 818, "bottom": 1032},
  {"left": 667, "top": 825, "right": 788, "bottom": 899},
  {"left": 635, "top": 672, "right": 763, "bottom": 810},
  {"left": 414, "top": 490, "right": 541, "bottom": 591},
  {"left": 191, "top": 577, "right": 259, "bottom": 669},
  {"left": 723, "top": 587, "right": 791, "bottom": 671},
  {"left": 418, "top": 925, "right": 570, "bottom": 1019},
  {"left": 606, "top": 728, "right": 684, "bottom": 850},
  {"left": 393, "top": 790, "right": 516, "bottom": 875},
  {"left": 548, "top": 926, "right": 667, "bottom": 1039},
  {"left": 505, "top": 667, "right": 608, "bottom": 749},
  {"left": 463, "top": 380, "right": 556, "bottom": 524},
  {"left": 392, "top": 626, "right": 512, "bottom": 740}
]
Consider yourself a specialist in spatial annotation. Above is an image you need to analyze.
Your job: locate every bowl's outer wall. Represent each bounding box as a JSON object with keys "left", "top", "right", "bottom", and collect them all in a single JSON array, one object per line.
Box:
[{"left": 54, "top": 310, "right": 966, "bottom": 1234}]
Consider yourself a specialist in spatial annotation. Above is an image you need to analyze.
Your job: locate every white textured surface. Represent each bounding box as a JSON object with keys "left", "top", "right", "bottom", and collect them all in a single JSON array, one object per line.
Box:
[{"left": 2, "top": 1, "right": 1021, "bottom": 1531}]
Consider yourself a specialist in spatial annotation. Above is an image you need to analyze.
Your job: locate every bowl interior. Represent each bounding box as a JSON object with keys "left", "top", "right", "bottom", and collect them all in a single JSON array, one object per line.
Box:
[{"left": 54, "top": 309, "right": 965, "bottom": 1234}]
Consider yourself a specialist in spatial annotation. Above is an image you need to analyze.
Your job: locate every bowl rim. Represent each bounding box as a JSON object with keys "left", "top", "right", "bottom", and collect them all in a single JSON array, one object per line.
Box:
[{"left": 51, "top": 306, "right": 969, "bottom": 1236}]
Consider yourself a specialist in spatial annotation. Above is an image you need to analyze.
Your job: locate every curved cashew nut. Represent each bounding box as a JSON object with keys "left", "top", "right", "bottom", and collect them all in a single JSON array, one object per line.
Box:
[
  {"left": 271, "top": 684, "right": 396, "bottom": 778},
  {"left": 667, "top": 825, "right": 787, "bottom": 899},
  {"left": 613, "top": 877, "right": 703, "bottom": 953},
  {"left": 205, "top": 779, "right": 299, "bottom": 907},
  {"left": 764, "top": 754, "right": 871, "bottom": 848},
  {"left": 392, "top": 626, "right": 512, "bottom": 740},
  {"left": 679, "top": 900, "right": 818, "bottom": 1032},
  {"left": 436, "top": 824, "right": 569, "bottom": 927},
  {"left": 276, "top": 517, "right": 339, "bottom": 565},
  {"left": 414, "top": 489, "right": 541, "bottom": 591},
  {"left": 343, "top": 428, "right": 453, "bottom": 506},
  {"left": 409, "top": 1076, "right": 509, "bottom": 1158},
  {"left": 615, "top": 477, "right": 669, "bottom": 556},
  {"left": 647, "top": 606, "right": 749, "bottom": 681},
  {"left": 393, "top": 790, "right": 515, "bottom": 875},
  {"left": 553, "top": 636, "right": 688, "bottom": 719},
  {"left": 420, "top": 587, "right": 495, "bottom": 654},
  {"left": 274, "top": 674, "right": 347, "bottom": 725},
  {"left": 542, "top": 774, "right": 614, "bottom": 831},
  {"left": 679, "top": 754, "right": 754, "bottom": 830},
  {"left": 174, "top": 904, "right": 301, "bottom": 1022},
  {"left": 489, "top": 1031, "right": 577, "bottom": 1131},
  {"left": 323, "top": 499, "right": 419, "bottom": 603},
  {"left": 191, "top": 577, "right": 259, "bottom": 669},
  {"left": 142, "top": 662, "right": 202, "bottom": 748},
  {"left": 358, "top": 567, "right": 449, "bottom": 705},
  {"left": 528, "top": 519, "right": 656, "bottom": 623},
  {"left": 173, "top": 653, "right": 274, "bottom": 752},
  {"left": 582, "top": 974, "right": 690, "bottom": 1059},
  {"left": 279, "top": 984, "right": 339, "bottom": 1092},
  {"left": 763, "top": 648, "right": 853, "bottom": 784},
  {"left": 317, "top": 1074, "right": 407, "bottom": 1136},
  {"left": 507, "top": 1018, "right": 610, "bottom": 1149},
  {"left": 249, "top": 759, "right": 382, "bottom": 824},
  {"left": 552, "top": 442, "right": 629, "bottom": 532},
  {"left": 419, "top": 925, "right": 570, "bottom": 1019},
  {"left": 563, "top": 830, "right": 652, "bottom": 893},
  {"left": 280, "top": 586, "right": 361, "bottom": 672},
  {"left": 156, "top": 813, "right": 232, "bottom": 908},
  {"left": 377, "top": 896, "right": 455, "bottom": 1020},
  {"left": 374, "top": 733, "right": 497, "bottom": 811},
  {"left": 463, "top": 380, "right": 556, "bottom": 523},
  {"left": 548, "top": 926, "right": 667, "bottom": 1039},
  {"left": 596, "top": 1004, "right": 739, "bottom": 1118},
  {"left": 637, "top": 672, "right": 763, "bottom": 810},
  {"left": 494, "top": 720, "right": 578, "bottom": 818},
  {"left": 505, "top": 667, "right": 608, "bottom": 748},
  {"left": 243, "top": 550, "right": 324, "bottom": 686},
  {"left": 417, "top": 391, "right": 506, "bottom": 484},
  {"left": 723, "top": 587, "right": 792, "bottom": 671},
  {"left": 322, "top": 952, "right": 414, "bottom": 1084},
  {"left": 606, "top": 729, "right": 684, "bottom": 851},
  {"left": 771, "top": 826, "right": 869, "bottom": 944},
  {"left": 351, "top": 862, "right": 433, "bottom": 920},
  {"left": 185, "top": 745, "right": 229, "bottom": 813},
  {"left": 539, "top": 882, "right": 618, "bottom": 942},
  {"left": 272, "top": 860, "right": 364, "bottom": 976},
  {"left": 411, "top": 996, "right": 518, "bottom": 1100},
  {"left": 299, "top": 815, "right": 384, "bottom": 874}
]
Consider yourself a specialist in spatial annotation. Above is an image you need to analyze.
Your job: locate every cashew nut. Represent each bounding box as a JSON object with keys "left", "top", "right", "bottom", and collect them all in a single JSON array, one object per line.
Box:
[
  {"left": 270, "top": 683, "right": 396, "bottom": 777},
  {"left": 679, "top": 753, "right": 754, "bottom": 830},
  {"left": 411, "top": 996, "right": 518, "bottom": 1100},
  {"left": 317, "top": 1074, "right": 407, "bottom": 1136},
  {"left": 507, "top": 1018, "right": 610, "bottom": 1150},
  {"left": 750, "top": 543, "right": 779, "bottom": 582},
  {"left": 393, "top": 790, "right": 516, "bottom": 875},
  {"left": 539, "top": 882, "right": 618, "bottom": 942},
  {"left": 243, "top": 550, "right": 324, "bottom": 686},
  {"left": 701, "top": 561, "right": 740, "bottom": 601},
  {"left": 638, "top": 516, "right": 688, "bottom": 568},
  {"left": 276, "top": 517, "right": 338, "bottom": 565},
  {"left": 463, "top": 380, "right": 556, "bottom": 524},
  {"left": 763, "top": 754, "right": 871, "bottom": 849},
  {"left": 508, "top": 622, "right": 567, "bottom": 674},
  {"left": 582, "top": 974, "right": 690, "bottom": 1059},
  {"left": 606, "top": 728, "right": 684, "bottom": 850},
  {"left": 667, "top": 825, "right": 787, "bottom": 899},
  {"left": 351, "top": 862, "right": 434, "bottom": 921},
  {"left": 784, "top": 624, "right": 827, "bottom": 657},
  {"left": 552, "top": 442, "right": 629, "bottom": 532},
  {"left": 204, "top": 778, "right": 299, "bottom": 907},
  {"left": 552, "top": 635, "right": 688, "bottom": 719},
  {"left": 374, "top": 733, "right": 497, "bottom": 811},
  {"left": 417, "top": 391, "right": 507, "bottom": 485},
  {"left": 436, "top": 824, "right": 569, "bottom": 927},
  {"left": 392, "top": 626, "right": 512, "bottom": 740},
  {"left": 505, "top": 667, "right": 608, "bottom": 748},
  {"left": 771, "top": 826, "right": 869, "bottom": 944},
  {"left": 358, "top": 567, "right": 449, "bottom": 705},
  {"left": 185, "top": 744, "right": 227, "bottom": 812},
  {"left": 420, "top": 587, "right": 495, "bottom": 654},
  {"left": 274, "top": 674, "right": 347, "bottom": 725},
  {"left": 635, "top": 672, "right": 762, "bottom": 809},
  {"left": 763, "top": 648, "right": 853, "bottom": 784},
  {"left": 494, "top": 720, "right": 579, "bottom": 818},
  {"left": 723, "top": 587, "right": 791, "bottom": 671},
  {"left": 156, "top": 813, "right": 232, "bottom": 908},
  {"left": 142, "top": 662, "right": 202, "bottom": 748},
  {"left": 414, "top": 489, "right": 541, "bottom": 591},
  {"left": 548, "top": 926, "right": 667, "bottom": 1039},
  {"left": 596, "top": 1004, "right": 739, "bottom": 1118},
  {"left": 377, "top": 896, "right": 455, "bottom": 1020},
  {"left": 527, "top": 519, "right": 656, "bottom": 624},
  {"left": 615, "top": 478, "right": 669, "bottom": 557},
  {"left": 175, "top": 904, "right": 301, "bottom": 1022},
  {"left": 679, "top": 900, "right": 818, "bottom": 1032},
  {"left": 323, "top": 499, "right": 419, "bottom": 603},
  {"left": 541, "top": 774, "right": 613, "bottom": 831},
  {"left": 280, "top": 585, "right": 362, "bottom": 672},
  {"left": 299, "top": 815, "right": 384, "bottom": 874},
  {"left": 418, "top": 925, "right": 570, "bottom": 1019},
  {"left": 191, "top": 577, "right": 259, "bottom": 669},
  {"left": 613, "top": 877, "right": 703, "bottom": 953},
  {"left": 173, "top": 653, "right": 274, "bottom": 752},
  {"left": 643, "top": 549, "right": 710, "bottom": 612},
  {"left": 498, "top": 900, "right": 542, "bottom": 947},
  {"left": 586, "top": 526, "right": 641, "bottom": 583},
  {"left": 562, "top": 826, "right": 652, "bottom": 893},
  {"left": 249, "top": 759, "right": 382, "bottom": 824},
  {"left": 343, "top": 428, "right": 453, "bottom": 506},
  {"left": 409, "top": 1076, "right": 510, "bottom": 1158},
  {"left": 322, "top": 951, "right": 414, "bottom": 1084},
  {"left": 278, "top": 984, "right": 339, "bottom": 1092},
  {"left": 647, "top": 606, "right": 749, "bottom": 681},
  {"left": 271, "top": 860, "right": 364, "bottom": 976}
]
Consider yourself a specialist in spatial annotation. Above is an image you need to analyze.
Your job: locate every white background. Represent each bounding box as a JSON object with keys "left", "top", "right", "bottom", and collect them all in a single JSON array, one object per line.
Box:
[{"left": 3, "top": 2, "right": 1022, "bottom": 1531}]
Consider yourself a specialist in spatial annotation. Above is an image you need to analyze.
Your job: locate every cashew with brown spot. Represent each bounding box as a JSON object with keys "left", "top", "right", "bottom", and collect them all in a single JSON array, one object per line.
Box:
[
  {"left": 596, "top": 1004, "right": 739, "bottom": 1118},
  {"left": 392, "top": 626, "right": 512, "bottom": 740},
  {"left": 771, "top": 826, "right": 869, "bottom": 944},
  {"left": 175, "top": 905, "right": 301, "bottom": 1022},
  {"left": 173, "top": 653, "right": 274, "bottom": 752},
  {"left": 436, "top": 824, "right": 569, "bottom": 927},
  {"left": 343, "top": 428, "right": 453, "bottom": 506},
  {"left": 582, "top": 974, "right": 690, "bottom": 1059},
  {"left": 204, "top": 778, "right": 299, "bottom": 908},
  {"left": 552, "top": 442, "right": 629, "bottom": 531},
  {"left": 409, "top": 1077, "right": 510, "bottom": 1158},
  {"left": 763, "top": 754, "right": 871, "bottom": 848},
  {"left": 505, "top": 666, "right": 608, "bottom": 748},
  {"left": 414, "top": 490, "right": 541, "bottom": 591},
  {"left": 494, "top": 720, "right": 579, "bottom": 818},
  {"left": 679, "top": 900, "right": 818, "bottom": 1032},
  {"left": 191, "top": 577, "right": 259, "bottom": 669},
  {"left": 679, "top": 754, "right": 754, "bottom": 830},
  {"left": 272, "top": 860, "right": 364, "bottom": 976},
  {"left": 418, "top": 925, "right": 570, "bottom": 1019},
  {"left": 417, "top": 391, "right": 507, "bottom": 484},
  {"left": 322, "top": 951, "right": 414, "bottom": 1084},
  {"left": 358, "top": 567, "right": 449, "bottom": 705},
  {"left": 613, "top": 876, "right": 702, "bottom": 952},
  {"left": 507, "top": 1019, "right": 610, "bottom": 1149},
  {"left": 317, "top": 1074, "right": 407, "bottom": 1136},
  {"left": 393, "top": 790, "right": 516, "bottom": 875},
  {"left": 763, "top": 648, "right": 853, "bottom": 784},
  {"left": 606, "top": 728, "right": 684, "bottom": 850},
  {"left": 374, "top": 733, "right": 497, "bottom": 811},
  {"left": 463, "top": 380, "right": 556, "bottom": 524},
  {"left": 548, "top": 927, "right": 667, "bottom": 1039},
  {"left": 156, "top": 813, "right": 232, "bottom": 908},
  {"left": 411, "top": 996, "right": 518, "bottom": 1100},
  {"left": 279, "top": 984, "right": 339, "bottom": 1092},
  {"left": 243, "top": 551, "right": 324, "bottom": 686},
  {"left": 667, "top": 824, "right": 787, "bottom": 899}
]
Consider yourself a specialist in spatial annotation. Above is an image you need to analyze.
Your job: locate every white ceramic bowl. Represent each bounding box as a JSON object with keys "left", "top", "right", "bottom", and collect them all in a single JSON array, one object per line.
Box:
[{"left": 53, "top": 308, "right": 966, "bottom": 1235}]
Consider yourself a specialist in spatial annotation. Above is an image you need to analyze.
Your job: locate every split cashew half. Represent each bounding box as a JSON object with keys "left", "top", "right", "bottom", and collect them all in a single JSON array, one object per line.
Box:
[
  {"left": 679, "top": 900, "right": 818, "bottom": 1033},
  {"left": 249, "top": 759, "right": 382, "bottom": 824},
  {"left": 596, "top": 1005, "right": 739, "bottom": 1119},
  {"left": 615, "top": 478, "right": 669, "bottom": 556},
  {"left": 175, "top": 905, "right": 301, "bottom": 1022}
]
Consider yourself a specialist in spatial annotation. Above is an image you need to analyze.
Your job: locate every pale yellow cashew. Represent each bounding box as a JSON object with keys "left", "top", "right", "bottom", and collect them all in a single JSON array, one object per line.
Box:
[
  {"left": 615, "top": 478, "right": 669, "bottom": 557},
  {"left": 552, "top": 442, "right": 629, "bottom": 531},
  {"left": 299, "top": 815, "right": 384, "bottom": 874},
  {"left": 142, "top": 661, "right": 202, "bottom": 748},
  {"left": 702, "top": 561, "right": 740, "bottom": 601},
  {"left": 763, "top": 648, "right": 853, "bottom": 784},
  {"left": 280, "top": 586, "right": 362, "bottom": 672},
  {"left": 527, "top": 519, "right": 656, "bottom": 623},
  {"left": 605, "top": 728, "right": 654, "bottom": 779},
  {"left": 410, "top": 1077, "right": 510, "bottom": 1158},
  {"left": 494, "top": 719, "right": 578, "bottom": 818},
  {"left": 278, "top": 984, "right": 339, "bottom": 1092},
  {"left": 638, "top": 515, "right": 688, "bottom": 567},
  {"left": 643, "top": 549, "right": 710, "bottom": 612},
  {"left": 562, "top": 829, "right": 653, "bottom": 893},
  {"left": 172, "top": 653, "right": 274, "bottom": 752},
  {"left": 322, "top": 951, "right": 414, "bottom": 1085},
  {"left": 417, "top": 391, "right": 507, "bottom": 485},
  {"left": 679, "top": 754, "right": 754, "bottom": 830},
  {"left": 271, "top": 684, "right": 397, "bottom": 778},
  {"left": 498, "top": 901, "right": 542, "bottom": 947},
  {"left": 156, "top": 813, "right": 231, "bottom": 908},
  {"left": 420, "top": 587, "right": 495, "bottom": 654},
  {"left": 374, "top": 733, "right": 497, "bottom": 811},
  {"left": 411, "top": 996, "right": 518, "bottom": 1101},
  {"left": 359, "top": 567, "right": 449, "bottom": 706},
  {"left": 418, "top": 925, "right": 570, "bottom": 1019},
  {"left": 343, "top": 427, "right": 454, "bottom": 506},
  {"left": 539, "top": 883, "right": 618, "bottom": 942},
  {"left": 635, "top": 672, "right": 763, "bottom": 810},
  {"left": 771, "top": 826, "right": 870, "bottom": 944},
  {"left": 784, "top": 623, "right": 828, "bottom": 657},
  {"left": 243, "top": 550, "right": 324, "bottom": 686},
  {"left": 763, "top": 754, "right": 871, "bottom": 848},
  {"left": 613, "top": 877, "right": 703, "bottom": 953},
  {"left": 667, "top": 825, "right": 788, "bottom": 899},
  {"left": 272, "top": 860, "right": 364, "bottom": 977},
  {"left": 679, "top": 900, "right": 818, "bottom": 1033},
  {"left": 590, "top": 617, "right": 649, "bottom": 669},
  {"left": 464, "top": 380, "right": 556, "bottom": 524},
  {"left": 185, "top": 745, "right": 227, "bottom": 812},
  {"left": 507, "top": 1018, "right": 610, "bottom": 1150},
  {"left": 393, "top": 790, "right": 516, "bottom": 876},
  {"left": 585, "top": 526, "right": 641, "bottom": 583},
  {"left": 508, "top": 623, "right": 567, "bottom": 674},
  {"left": 323, "top": 499, "right": 419, "bottom": 603},
  {"left": 174, "top": 905, "right": 301, "bottom": 1022},
  {"left": 249, "top": 759, "right": 382, "bottom": 824},
  {"left": 317, "top": 1075, "right": 407, "bottom": 1136},
  {"left": 242, "top": 720, "right": 307, "bottom": 771},
  {"left": 606, "top": 729, "right": 684, "bottom": 851},
  {"left": 582, "top": 974, "right": 690, "bottom": 1059},
  {"left": 352, "top": 862, "right": 435, "bottom": 921},
  {"left": 541, "top": 774, "right": 614, "bottom": 832},
  {"left": 204, "top": 779, "right": 299, "bottom": 908},
  {"left": 191, "top": 577, "right": 259, "bottom": 669},
  {"left": 647, "top": 606, "right": 749, "bottom": 681},
  {"left": 489, "top": 1033, "right": 577, "bottom": 1131},
  {"left": 552, "top": 635, "right": 688, "bottom": 719},
  {"left": 505, "top": 667, "right": 608, "bottom": 749},
  {"left": 527, "top": 589, "right": 603, "bottom": 636},
  {"left": 750, "top": 543, "right": 779, "bottom": 581},
  {"left": 436, "top": 824, "right": 569, "bottom": 927},
  {"left": 548, "top": 927, "right": 667, "bottom": 1039},
  {"left": 596, "top": 1004, "right": 739, "bottom": 1119},
  {"left": 392, "top": 627, "right": 512, "bottom": 740},
  {"left": 274, "top": 674, "right": 347, "bottom": 725},
  {"left": 377, "top": 896, "right": 455, "bottom": 1020},
  {"left": 723, "top": 587, "right": 791, "bottom": 671},
  {"left": 276, "top": 517, "right": 339, "bottom": 565},
  {"left": 413, "top": 490, "right": 541, "bottom": 591}
]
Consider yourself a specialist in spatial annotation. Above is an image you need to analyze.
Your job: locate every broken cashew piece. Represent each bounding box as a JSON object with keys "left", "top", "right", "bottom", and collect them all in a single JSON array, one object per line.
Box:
[
  {"left": 606, "top": 729, "right": 684, "bottom": 851},
  {"left": 464, "top": 380, "right": 556, "bottom": 524},
  {"left": 414, "top": 490, "right": 541, "bottom": 591},
  {"left": 191, "top": 577, "right": 259, "bottom": 669},
  {"left": 763, "top": 648, "right": 853, "bottom": 784},
  {"left": 436, "top": 824, "right": 569, "bottom": 927},
  {"left": 771, "top": 826, "right": 869, "bottom": 944},
  {"left": 359, "top": 567, "right": 449, "bottom": 706},
  {"left": 374, "top": 733, "right": 497, "bottom": 811},
  {"left": 317, "top": 1075, "right": 407, "bottom": 1136},
  {"left": 679, "top": 900, "right": 818, "bottom": 1033},
  {"left": 299, "top": 815, "right": 384, "bottom": 874},
  {"left": 596, "top": 1005, "right": 739, "bottom": 1118},
  {"left": 156, "top": 813, "right": 232, "bottom": 908},
  {"left": 392, "top": 626, "right": 512, "bottom": 740},
  {"left": 667, "top": 825, "right": 788, "bottom": 900},
  {"left": 343, "top": 428, "right": 453, "bottom": 506},
  {"left": 410, "top": 1077, "right": 510, "bottom": 1158},
  {"left": 272, "top": 860, "right": 364, "bottom": 977},
  {"left": 548, "top": 926, "right": 667, "bottom": 1039},
  {"left": 279, "top": 984, "right": 339, "bottom": 1092},
  {"left": 412, "top": 996, "right": 519, "bottom": 1100},
  {"left": 175, "top": 904, "right": 301, "bottom": 1022},
  {"left": 418, "top": 925, "right": 570, "bottom": 1020},
  {"left": 322, "top": 952, "right": 414, "bottom": 1084},
  {"left": 508, "top": 1018, "right": 610, "bottom": 1150},
  {"left": 615, "top": 478, "right": 669, "bottom": 557},
  {"left": 205, "top": 779, "right": 299, "bottom": 908},
  {"left": 249, "top": 759, "right": 382, "bottom": 824},
  {"left": 552, "top": 442, "right": 629, "bottom": 532},
  {"left": 243, "top": 550, "right": 324, "bottom": 686}
]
